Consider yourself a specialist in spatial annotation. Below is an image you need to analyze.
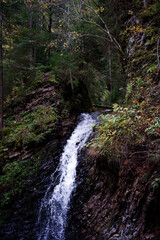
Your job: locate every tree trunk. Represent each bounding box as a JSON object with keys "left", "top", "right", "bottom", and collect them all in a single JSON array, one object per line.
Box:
[
  {"left": 29, "top": 2, "right": 33, "bottom": 67},
  {"left": 143, "top": 0, "right": 148, "bottom": 9},
  {"left": 108, "top": 45, "right": 112, "bottom": 93},
  {"left": 68, "top": 0, "right": 70, "bottom": 45},
  {"left": 47, "top": 0, "right": 53, "bottom": 59},
  {"left": 80, "top": 1, "right": 85, "bottom": 52},
  {"left": 69, "top": 69, "right": 74, "bottom": 93},
  {"left": 0, "top": 4, "right": 3, "bottom": 131}
]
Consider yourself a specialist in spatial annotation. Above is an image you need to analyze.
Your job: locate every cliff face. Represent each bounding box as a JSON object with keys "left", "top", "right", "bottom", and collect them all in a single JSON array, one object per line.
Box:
[
  {"left": 66, "top": 4, "right": 160, "bottom": 240},
  {"left": 0, "top": 72, "right": 76, "bottom": 239},
  {"left": 66, "top": 145, "right": 160, "bottom": 240}
]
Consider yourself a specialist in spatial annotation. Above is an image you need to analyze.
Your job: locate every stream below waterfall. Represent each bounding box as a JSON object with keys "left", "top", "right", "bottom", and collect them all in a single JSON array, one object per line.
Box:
[{"left": 37, "top": 113, "right": 97, "bottom": 240}]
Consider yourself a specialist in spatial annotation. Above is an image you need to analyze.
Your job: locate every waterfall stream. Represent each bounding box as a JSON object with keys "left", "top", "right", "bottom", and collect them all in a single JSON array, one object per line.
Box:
[{"left": 37, "top": 113, "right": 97, "bottom": 240}]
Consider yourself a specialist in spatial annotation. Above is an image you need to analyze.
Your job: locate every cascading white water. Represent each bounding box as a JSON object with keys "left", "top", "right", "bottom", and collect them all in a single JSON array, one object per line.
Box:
[{"left": 37, "top": 113, "right": 97, "bottom": 240}]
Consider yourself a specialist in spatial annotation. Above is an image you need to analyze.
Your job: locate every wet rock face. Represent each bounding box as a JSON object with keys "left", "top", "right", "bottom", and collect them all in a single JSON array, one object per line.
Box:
[
  {"left": 0, "top": 70, "right": 78, "bottom": 240},
  {"left": 65, "top": 146, "right": 119, "bottom": 240},
  {"left": 0, "top": 119, "right": 76, "bottom": 240},
  {"left": 66, "top": 146, "right": 160, "bottom": 240},
  {"left": 0, "top": 144, "right": 59, "bottom": 240}
]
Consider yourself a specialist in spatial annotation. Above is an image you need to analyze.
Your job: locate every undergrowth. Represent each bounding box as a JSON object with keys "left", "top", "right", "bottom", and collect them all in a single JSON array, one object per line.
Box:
[
  {"left": 90, "top": 104, "right": 160, "bottom": 163},
  {"left": 0, "top": 73, "right": 58, "bottom": 215},
  {"left": 1, "top": 105, "right": 56, "bottom": 150},
  {"left": 0, "top": 104, "right": 57, "bottom": 212},
  {"left": 0, "top": 155, "right": 40, "bottom": 208}
]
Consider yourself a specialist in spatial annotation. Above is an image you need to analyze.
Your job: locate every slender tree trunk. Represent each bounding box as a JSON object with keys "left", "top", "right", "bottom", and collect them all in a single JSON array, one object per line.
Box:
[
  {"left": 108, "top": 45, "right": 112, "bottom": 93},
  {"left": 68, "top": 0, "right": 70, "bottom": 45},
  {"left": 0, "top": 4, "right": 3, "bottom": 131},
  {"left": 157, "top": 37, "right": 160, "bottom": 70},
  {"left": 69, "top": 69, "right": 74, "bottom": 97},
  {"left": 48, "top": 0, "right": 52, "bottom": 59},
  {"left": 23, "top": 0, "right": 34, "bottom": 66},
  {"left": 29, "top": 2, "right": 33, "bottom": 67},
  {"left": 40, "top": 13, "right": 44, "bottom": 33},
  {"left": 80, "top": 1, "right": 85, "bottom": 53},
  {"left": 48, "top": 9, "right": 52, "bottom": 33},
  {"left": 143, "top": 0, "right": 148, "bottom": 9},
  {"left": 34, "top": 45, "right": 36, "bottom": 64},
  {"left": 40, "top": 0, "right": 43, "bottom": 32}
]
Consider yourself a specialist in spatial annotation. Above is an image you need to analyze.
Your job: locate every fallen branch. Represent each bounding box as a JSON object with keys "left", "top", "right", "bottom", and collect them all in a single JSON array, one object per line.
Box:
[{"left": 130, "top": 151, "right": 148, "bottom": 157}]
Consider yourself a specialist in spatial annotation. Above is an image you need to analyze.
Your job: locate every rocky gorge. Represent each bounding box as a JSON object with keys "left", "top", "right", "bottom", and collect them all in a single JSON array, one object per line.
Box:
[{"left": 0, "top": 1, "right": 160, "bottom": 239}]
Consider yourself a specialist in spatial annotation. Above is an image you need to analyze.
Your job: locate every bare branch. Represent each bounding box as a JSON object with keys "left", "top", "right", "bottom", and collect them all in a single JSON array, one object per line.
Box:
[
  {"left": 81, "top": 0, "right": 122, "bottom": 52},
  {"left": 82, "top": 18, "right": 108, "bottom": 34},
  {"left": 82, "top": 33, "right": 110, "bottom": 41}
]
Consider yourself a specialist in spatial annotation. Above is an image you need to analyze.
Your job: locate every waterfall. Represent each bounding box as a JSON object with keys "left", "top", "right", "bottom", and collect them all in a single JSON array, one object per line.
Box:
[{"left": 37, "top": 113, "right": 97, "bottom": 240}]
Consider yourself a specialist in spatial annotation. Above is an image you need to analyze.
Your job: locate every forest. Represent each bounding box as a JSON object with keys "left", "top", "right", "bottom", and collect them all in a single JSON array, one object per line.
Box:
[{"left": 0, "top": 0, "right": 160, "bottom": 239}]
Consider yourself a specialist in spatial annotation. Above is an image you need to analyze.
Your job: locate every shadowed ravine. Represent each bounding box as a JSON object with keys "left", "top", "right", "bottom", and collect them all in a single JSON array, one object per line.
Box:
[{"left": 37, "top": 113, "right": 97, "bottom": 240}]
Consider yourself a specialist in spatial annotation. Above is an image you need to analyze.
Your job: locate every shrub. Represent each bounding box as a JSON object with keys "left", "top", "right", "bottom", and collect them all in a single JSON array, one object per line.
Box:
[
  {"left": 145, "top": 118, "right": 160, "bottom": 136},
  {"left": 0, "top": 156, "right": 40, "bottom": 208},
  {"left": 89, "top": 104, "right": 159, "bottom": 162},
  {"left": 2, "top": 105, "right": 57, "bottom": 148}
]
